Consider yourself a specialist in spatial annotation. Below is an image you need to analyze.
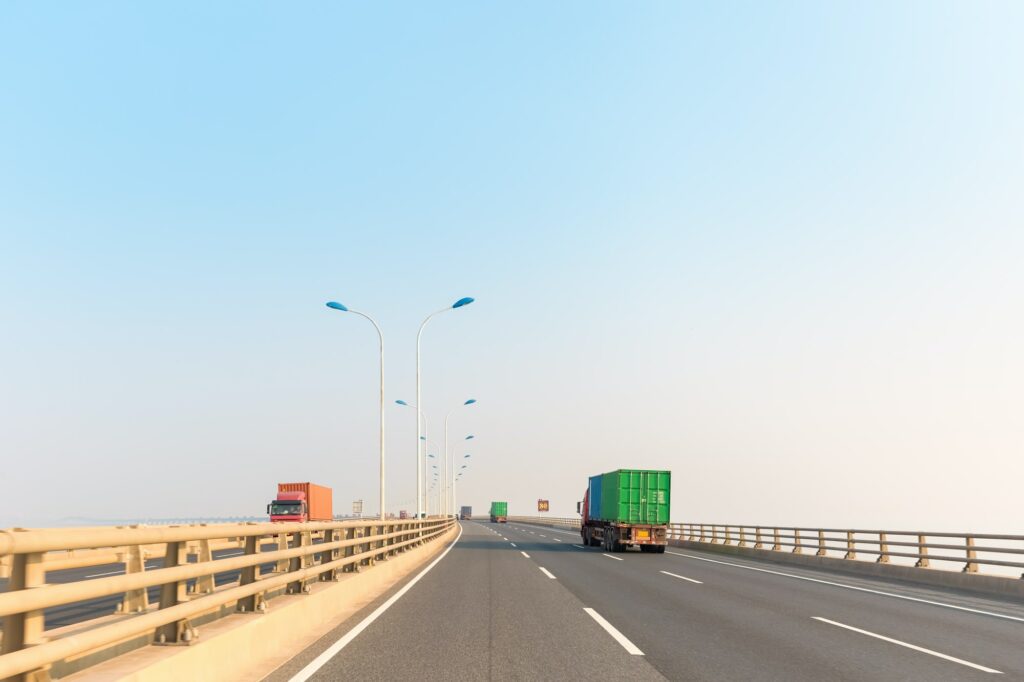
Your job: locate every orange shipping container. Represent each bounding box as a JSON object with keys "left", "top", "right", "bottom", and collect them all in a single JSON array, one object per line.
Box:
[{"left": 277, "top": 482, "right": 333, "bottom": 521}]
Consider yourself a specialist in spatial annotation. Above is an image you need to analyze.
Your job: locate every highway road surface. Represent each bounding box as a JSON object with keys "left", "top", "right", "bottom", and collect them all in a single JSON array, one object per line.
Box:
[{"left": 270, "top": 520, "right": 1024, "bottom": 681}]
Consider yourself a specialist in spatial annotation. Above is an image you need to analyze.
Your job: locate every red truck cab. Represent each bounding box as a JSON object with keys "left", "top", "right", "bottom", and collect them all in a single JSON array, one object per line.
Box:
[{"left": 268, "top": 490, "right": 308, "bottom": 522}]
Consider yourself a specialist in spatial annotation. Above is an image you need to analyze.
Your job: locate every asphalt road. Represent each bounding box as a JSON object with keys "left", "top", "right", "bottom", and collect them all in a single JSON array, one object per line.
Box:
[{"left": 271, "top": 520, "right": 1024, "bottom": 681}]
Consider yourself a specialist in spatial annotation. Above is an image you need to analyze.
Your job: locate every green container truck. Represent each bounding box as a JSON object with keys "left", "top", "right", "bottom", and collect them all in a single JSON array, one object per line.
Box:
[
  {"left": 489, "top": 501, "right": 508, "bottom": 523},
  {"left": 578, "top": 470, "right": 670, "bottom": 552}
]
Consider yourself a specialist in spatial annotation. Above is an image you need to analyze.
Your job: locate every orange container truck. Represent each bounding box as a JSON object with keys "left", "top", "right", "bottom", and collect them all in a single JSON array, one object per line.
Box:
[{"left": 267, "top": 482, "right": 333, "bottom": 522}]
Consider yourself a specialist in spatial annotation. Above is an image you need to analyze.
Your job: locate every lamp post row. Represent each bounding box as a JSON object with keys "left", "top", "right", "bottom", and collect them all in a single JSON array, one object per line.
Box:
[{"left": 326, "top": 297, "right": 476, "bottom": 519}]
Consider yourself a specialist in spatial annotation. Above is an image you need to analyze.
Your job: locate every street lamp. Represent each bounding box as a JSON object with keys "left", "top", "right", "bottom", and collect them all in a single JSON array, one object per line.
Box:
[
  {"left": 398, "top": 400, "right": 431, "bottom": 516},
  {"left": 326, "top": 301, "right": 386, "bottom": 520},
  {"left": 444, "top": 400, "right": 476, "bottom": 517},
  {"left": 416, "top": 297, "right": 475, "bottom": 517}
]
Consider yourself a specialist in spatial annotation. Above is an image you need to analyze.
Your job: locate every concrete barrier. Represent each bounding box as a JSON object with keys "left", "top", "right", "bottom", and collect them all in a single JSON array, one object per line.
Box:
[{"left": 62, "top": 523, "right": 458, "bottom": 681}]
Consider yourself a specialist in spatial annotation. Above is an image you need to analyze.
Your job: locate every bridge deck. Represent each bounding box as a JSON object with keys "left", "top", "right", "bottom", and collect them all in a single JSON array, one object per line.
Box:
[{"left": 268, "top": 520, "right": 1024, "bottom": 681}]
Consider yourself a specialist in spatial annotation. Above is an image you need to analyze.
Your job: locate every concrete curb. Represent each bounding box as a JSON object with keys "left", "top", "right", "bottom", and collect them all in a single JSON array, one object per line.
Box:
[
  {"left": 64, "top": 525, "right": 459, "bottom": 681},
  {"left": 669, "top": 540, "right": 1024, "bottom": 601}
]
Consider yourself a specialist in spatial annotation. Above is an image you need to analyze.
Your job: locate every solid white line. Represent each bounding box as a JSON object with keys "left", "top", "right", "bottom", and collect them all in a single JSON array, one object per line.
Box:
[
  {"left": 539, "top": 567, "right": 557, "bottom": 579},
  {"left": 521, "top": 551, "right": 531, "bottom": 558},
  {"left": 572, "top": 544, "right": 587, "bottom": 549},
  {"left": 666, "top": 552, "right": 1024, "bottom": 624},
  {"left": 286, "top": 525, "right": 463, "bottom": 682},
  {"left": 812, "top": 617, "right": 1002, "bottom": 673},
  {"left": 85, "top": 570, "right": 123, "bottom": 578},
  {"left": 602, "top": 553, "right": 623, "bottom": 561},
  {"left": 584, "top": 607, "right": 644, "bottom": 655},
  {"left": 661, "top": 570, "right": 702, "bottom": 584},
  {"left": 510, "top": 543, "right": 517, "bottom": 548}
]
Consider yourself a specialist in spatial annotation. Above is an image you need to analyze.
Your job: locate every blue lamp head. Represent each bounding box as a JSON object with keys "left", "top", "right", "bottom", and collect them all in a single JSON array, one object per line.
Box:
[
  {"left": 464, "top": 454, "right": 471, "bottom": 458},
  {"left": 464, "top": 399, "right": 477, "bottom": 405},
  {"left": 325, "top": 301, "right": 348, "bottom": 312},
  {"left": 428, "top": 454, "right": 435, "bottom": 458},
  {"left": 396, "top": 400, "right": 408, "bottom": 406},
  {"left": 465, "top": 435, "right": 475, "bottom": 441},
  {"left": 452, "top": 297, "right": 475, "bottom": 309},
  {"left": 420, "top": 436, "right": 426, "bottom": 441}
]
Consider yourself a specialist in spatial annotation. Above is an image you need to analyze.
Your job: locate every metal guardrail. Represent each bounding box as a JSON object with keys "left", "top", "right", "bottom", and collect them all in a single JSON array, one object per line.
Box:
[
  {"left": 0, "top": 517, "right": 454, "bottom": 681},
  {"left": 507, "top": 516, "right": 580, "bottom": 530},
  {"left": 506, "top": 517, "right": 1024, "bottom": 578},
  {"left": 669, "top": 524, "right": 1024, "bottom": 576}
]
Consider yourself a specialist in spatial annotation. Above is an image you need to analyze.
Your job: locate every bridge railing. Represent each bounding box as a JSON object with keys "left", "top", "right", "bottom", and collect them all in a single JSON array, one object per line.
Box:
[
  {"left": 507, "top": 516, "right": 580, "bottom": 530},
  {"left": 670, "top": 524, "right": 1024, "bottom": 577},
  {"left": 0, "top": 517, "right": 454, "bottom": 681},
  {"left": 504, "top": 517, "right": 1024, "bottom": 578}
]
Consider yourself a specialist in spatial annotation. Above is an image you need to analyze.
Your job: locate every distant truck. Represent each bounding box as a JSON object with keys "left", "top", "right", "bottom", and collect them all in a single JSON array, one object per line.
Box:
[
  {"left": 460, "top": 506, "right": 472, "bottom": 520},
  {"left": 578, "top": 470, "right": 670, "bottom": 553},
  {"left": 399, "top": 510, "right": 409, "bottom": 520},
  {"left": 268, "top": 482, "right": 333, "bottom": 522},
  {"left": 489, "top": 501, "right": 508, "bottom": 523}
]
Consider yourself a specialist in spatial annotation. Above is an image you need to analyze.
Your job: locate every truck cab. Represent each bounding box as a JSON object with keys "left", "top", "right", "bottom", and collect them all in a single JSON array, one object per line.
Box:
[{"left": 268, "top": 490, "right": 307, "bottom": 522}]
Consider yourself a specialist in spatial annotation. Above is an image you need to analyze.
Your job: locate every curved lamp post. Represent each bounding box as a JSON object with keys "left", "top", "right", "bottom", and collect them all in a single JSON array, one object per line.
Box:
[
  {"left": 416, "top": 297, "right": 474, "bottom": 517},
  {"left": 443, "top": 399, "right": 476, "bottom": 516},
  {"left": 326, "top": 301, "right": 386, "bottom": 520}
]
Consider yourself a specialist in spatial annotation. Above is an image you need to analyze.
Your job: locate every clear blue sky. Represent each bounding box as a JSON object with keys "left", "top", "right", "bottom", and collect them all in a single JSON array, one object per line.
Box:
[{"left": 2, "top": 3, "right": 1022, "bottom": 530}]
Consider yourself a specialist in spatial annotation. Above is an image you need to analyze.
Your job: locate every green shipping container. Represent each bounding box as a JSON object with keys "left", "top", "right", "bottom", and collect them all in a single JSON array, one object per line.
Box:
[
  {"left": 594, "top": 470, "right": 670, "bottom": 524},
  {"left": 490, "top": 501, "right": 508, "bottom": 516}
]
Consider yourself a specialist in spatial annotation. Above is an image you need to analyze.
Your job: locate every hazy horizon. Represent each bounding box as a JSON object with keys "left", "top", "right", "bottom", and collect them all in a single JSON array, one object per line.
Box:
[{"left": 2, "top": 4, "right": 1022, "bottom": 534}]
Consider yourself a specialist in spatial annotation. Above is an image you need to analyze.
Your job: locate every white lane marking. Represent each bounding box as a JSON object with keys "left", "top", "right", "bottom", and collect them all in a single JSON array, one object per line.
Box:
[
  {"left": 554, "top": 538, "right": 562, "bottom": 542},
  {"left": 502, "top": 537, "right": 508, "bottom": 540},
  {"left": 521, "top": 551, "right": 531, "bottom": 558},
  {"left": 813, "top": 617, "right": 1002, "bottom": 674},
  {"left": 510, "top": 543, "right": 517, "bottom": 548},
  {"left": 667, "top": 552, "right": 1024, "bottom": 624},
  {"left": 539, "top": 567, "right": 557, "bottom": 579},
  {"left": 287, "top": 525, "right": 463, "bottom": 682},
  {"left": 602, "top": 553, "right": 623, "bottom": 561},
  {"left": 661, "top": 570, "right": 703, "bottom": 584},
  {"left": 539, "top": 534, "right": 546, "bottom": 538},
  {"left": 584, "top": 607, "right": 644, "bottom": 655},
  {"left": 572, "top": 544, "right": 587, "bottom": 549},
  {"left": 85, "top": 570, "right": 123, "bottom": 578}
]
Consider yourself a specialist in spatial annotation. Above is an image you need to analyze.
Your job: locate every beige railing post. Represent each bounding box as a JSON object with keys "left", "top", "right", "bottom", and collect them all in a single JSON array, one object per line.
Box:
[
  {"left": 345, "top": 527, "right": 360, "bottom": 573},
  {"left": 772, "top": 528, "right": 781, "bottom": 551},
  {"left": 155, "top": 541, "right": 189, "bottom": 644},
  {"left": 119, "top": 544, "right": 149, "bottom": 614},
  {"left": 711, "top": 526, "right": 719, "bottom": 544},
  {"left": 876, "top": 533, "right": 890, "bottom": 564},
  {"left": 843, "top": 531, "right": 856, "bottom": 560},
  {"left": 190, "top": 539, "right": 215, "bottom": 595},
  {"left": 1, "top": 551, "right": 47, "bottom": 674},
  {"left": 236, "top": 534, "right": 263, "bottom": 613},
  {"left": 699, "top": 524, "right": 706, "bottom": 543},
  {"left": 754, "top": 527, "right": 764, "bottom": 549},
  {"left": 963, "top": 536, "right": 979, "bottom": 573},
  {"left": 738, "top": 527, "right": 747, "bottom": 548},
  {"left": 792, "top": 529, "right": 802, "bottom": 554},
  {"left": 914, "top": 534, "right": 930, "bottom": 567},
  {"left": 816, "top": 530, "right": 826, "bottom": 556},
  {"left": 274, "top": 533, "right": 289, "bottom": 573}
]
